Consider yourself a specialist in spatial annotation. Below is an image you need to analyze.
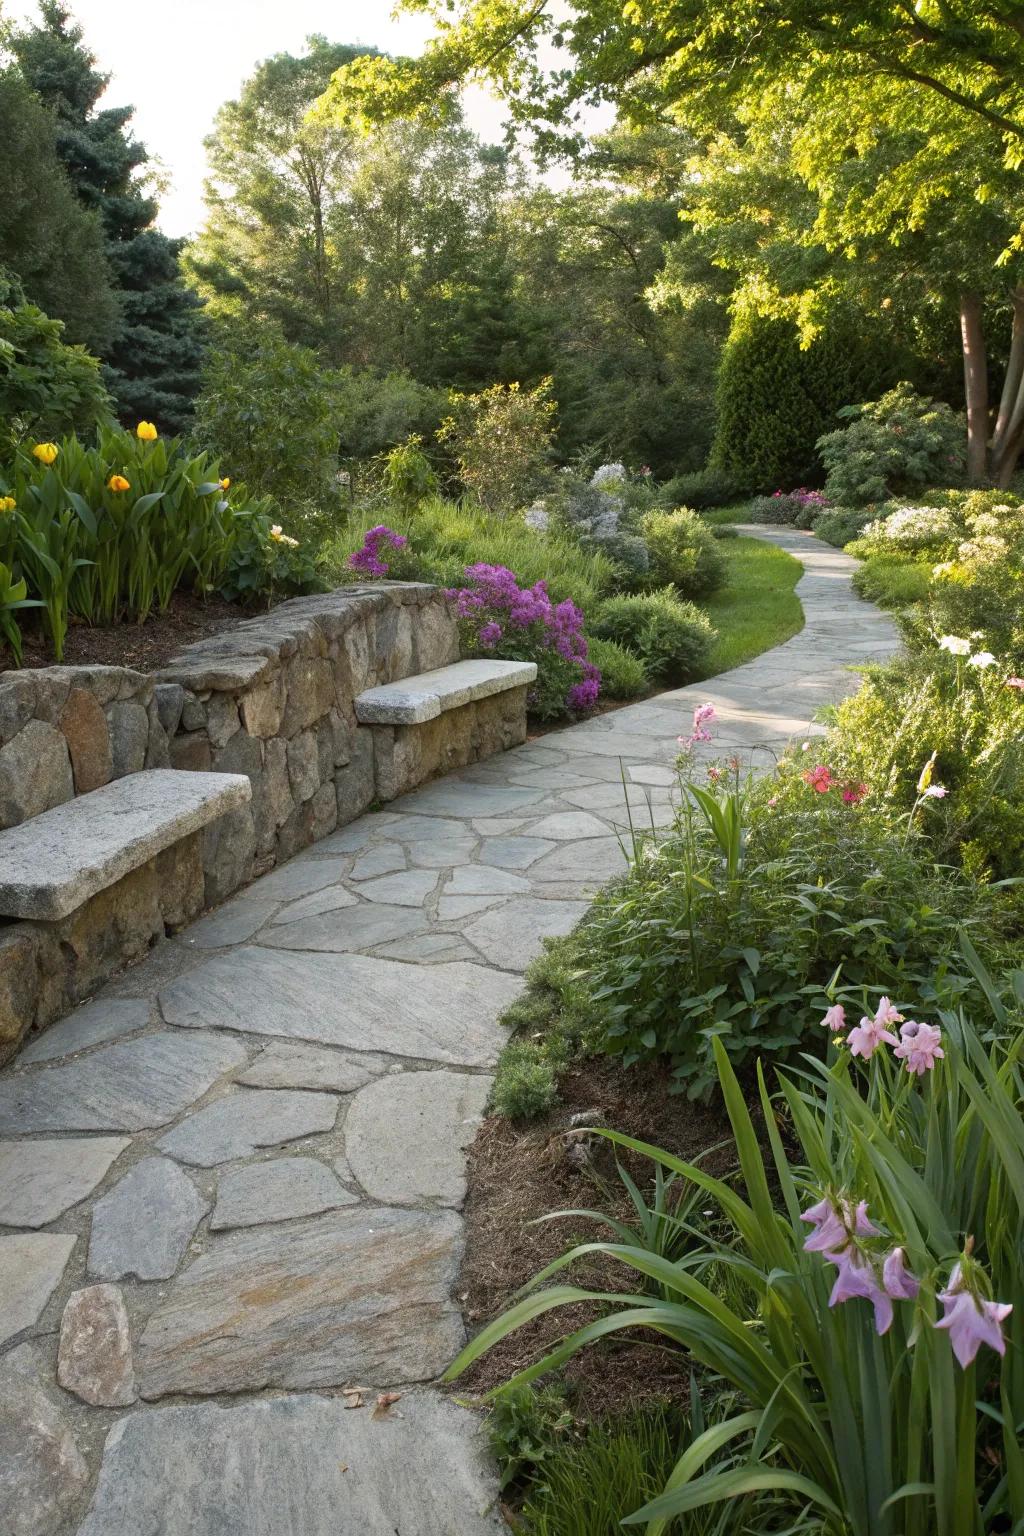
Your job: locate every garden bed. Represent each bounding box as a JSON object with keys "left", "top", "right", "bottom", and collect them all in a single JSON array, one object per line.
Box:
[
  {"left": 5, "top": 589, "right": 254, "bottom": 674},
  {"left": 457, "top": 1056, "right": 736, "bottom": 1419}
]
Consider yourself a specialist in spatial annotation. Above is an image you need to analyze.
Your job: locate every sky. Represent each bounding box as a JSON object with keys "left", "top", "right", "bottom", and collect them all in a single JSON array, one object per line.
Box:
[{"left": 9, "top": 0, "right": 536, "bottom": 237}]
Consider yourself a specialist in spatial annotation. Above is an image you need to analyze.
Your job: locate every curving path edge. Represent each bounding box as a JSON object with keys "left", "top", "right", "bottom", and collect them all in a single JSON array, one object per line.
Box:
[{"left": 0, "top": 528, "right": 899, "bottom": 1536}]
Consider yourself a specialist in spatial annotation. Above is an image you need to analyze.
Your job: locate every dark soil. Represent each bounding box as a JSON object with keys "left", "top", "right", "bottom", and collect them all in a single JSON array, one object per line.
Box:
[
  {"left": 3, "top": 591, "right": 262, "bottom": 675},
  {"left": 455, "top": 1056, "right": 737, "bottom": 1421}
]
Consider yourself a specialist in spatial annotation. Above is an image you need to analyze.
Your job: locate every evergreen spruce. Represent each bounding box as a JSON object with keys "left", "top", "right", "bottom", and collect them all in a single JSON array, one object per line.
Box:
[{"left": 13, "top": 3, "right": 206, "bottom": 433}]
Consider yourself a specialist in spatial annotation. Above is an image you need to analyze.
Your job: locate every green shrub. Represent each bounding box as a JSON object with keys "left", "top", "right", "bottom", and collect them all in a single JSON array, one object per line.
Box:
[
  {"left": 709, "top": 522, "right": 738, "bottom": 539},
  {"left": 593, "top": 589, "right": 716, "bottom": 684},
  {"left": 580, "top": 769, "right": 1010, "bottom": 1096},
  {"left": 711, "top": 312, "right": 899, "bottom": 493},
  {"left": 639, "top": 507, "right": 726, "bottom": 595},
  {"left": 851, "top": 556, "right": 931, "bottom": 608},
  {"left": 586, "top": 635, "right": 648, "bottom": 699},
  {"left": 437, "top": 377, "right": 556, "bottom": 515},
  {"left": 824, "top": 650, "right": 1024, "bottom": 881},
  {"left": 381, "top": 434, "right": 437, "bottom": 513},
  {"left": 816, "top": 383, "right": 965, "bottom": 504},
  {"left": 0, "top": 282, "right": 111, "bottom": 458},
  {"left": 658, "top": 465, "right": 737, "bottom": 509},
  {"left": 813, "top": 505, "right": 875, "bottom": 546},
  {"left": 491, "top": 1042, "right": 558, "bottom": 1122}
]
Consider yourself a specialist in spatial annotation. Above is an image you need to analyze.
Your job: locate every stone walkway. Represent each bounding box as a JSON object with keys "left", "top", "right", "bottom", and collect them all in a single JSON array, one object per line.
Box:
[{"left": 0, "top": 529, "right": 899, "bottom": 1535}]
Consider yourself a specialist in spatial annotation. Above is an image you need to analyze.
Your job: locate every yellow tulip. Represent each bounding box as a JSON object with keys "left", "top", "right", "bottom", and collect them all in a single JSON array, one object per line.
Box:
[
  {"left": 33, "top": 442, "right": 58, "bottom": 465},
  {"left": 219, "top": 477, "right": 231, "bottom": 490},
  {"left": 136, "top": 421, "right": 158, "bottom": 442},
  {"left": 107, "top": 474, "right": 131, "bottom": 493}
]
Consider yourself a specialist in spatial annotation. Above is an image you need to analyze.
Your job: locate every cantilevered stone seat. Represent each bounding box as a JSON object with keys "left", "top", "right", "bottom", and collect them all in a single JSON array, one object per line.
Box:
[
  {"left": 354, "top": 659, "right": 537, "bottom": 724},
  {"left": 0, "top": 769, "right": 251, "bottom": 921},
  {"left": 353, "top": 659, "right": 537, "bottom": 802}
]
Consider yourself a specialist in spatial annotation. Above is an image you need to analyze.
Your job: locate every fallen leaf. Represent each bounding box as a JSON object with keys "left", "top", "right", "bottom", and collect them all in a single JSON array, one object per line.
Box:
[
  {"left": 342, "top": 1387, "right": 367, "bottom": 1409},
  {"left": 372, "top": 1392, "right": 402, "bottom": 1419}
]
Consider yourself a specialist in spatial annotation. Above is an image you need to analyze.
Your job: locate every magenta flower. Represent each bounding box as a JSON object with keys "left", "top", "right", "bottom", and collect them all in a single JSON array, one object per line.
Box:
[
  {"left": 882, "top": 1247, "right": 920, "bottom": 1302},
  {"left": 349, "top": 524, "right": 407, "bottom": 578},
  {"left": 693, "top": 702, "right": 716, "bottom": 727},
  {"left": 828, "top": 1248, "right": 894, "bottom": 1335},
  {"left": 893, "top": 1020, "right": 944, "bottom": 1075},
  {"left": 935, "top": 1264, "right": 1013, "bottom": 1367},
  {"left": 822, "top": 1003, "right": 845, "bottom": 1032},
  {"left": 842, "top": 783, "right": 867, "bottom": 805},
  {"left": 802, "top": 764, "right": 834, "bottom": 794},
  {"left": 478, "top": 621, "right": 502, "bottom": 649}
]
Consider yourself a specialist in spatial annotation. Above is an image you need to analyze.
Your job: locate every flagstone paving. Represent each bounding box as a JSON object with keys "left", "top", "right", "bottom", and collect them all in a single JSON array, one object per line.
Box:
[{"left": 0, "top": 527, "right": 898, "bottom": 1534}]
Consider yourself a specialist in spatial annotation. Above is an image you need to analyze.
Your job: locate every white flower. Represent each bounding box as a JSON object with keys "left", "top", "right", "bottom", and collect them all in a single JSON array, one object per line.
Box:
[
  {"left": 938, "top": 635, "right": 971, "bottom": 656},
  {"left": 968, "top": 652, "right": 997, "bottom": 668}
]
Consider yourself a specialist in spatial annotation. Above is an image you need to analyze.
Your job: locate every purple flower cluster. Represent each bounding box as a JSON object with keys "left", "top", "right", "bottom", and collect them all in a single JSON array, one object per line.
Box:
[
  {"left": 449, "top": 563, "right": 601, "bottom": 715},
  {"left": 772, "top": 487, "right": 830, "bottom": 508},
  {"left": 348, "top": 524, "right": 408, "bottom": 579}
]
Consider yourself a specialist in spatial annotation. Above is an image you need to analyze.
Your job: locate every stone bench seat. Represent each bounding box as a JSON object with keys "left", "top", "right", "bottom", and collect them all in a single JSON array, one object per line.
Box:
[
  {"left": 0, "top": 770, "right": 251, "bottom": 921},
  {"left": 354, "top": 659, "right": 537, "bottom": 725}
]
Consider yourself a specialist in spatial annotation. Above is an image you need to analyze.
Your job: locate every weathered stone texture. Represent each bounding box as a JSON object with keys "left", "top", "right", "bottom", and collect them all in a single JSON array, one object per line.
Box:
[{"left": 57, "top": 1284, "right": 137, "bottom": 1406}]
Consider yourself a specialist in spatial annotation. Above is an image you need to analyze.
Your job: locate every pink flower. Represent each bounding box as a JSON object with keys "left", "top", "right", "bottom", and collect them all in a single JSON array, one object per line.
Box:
[
  {"left": 874, "top": 997, "right": 904, "bottom": 1029},
  {"left": 921, "top": 785, "right": 948, "bottom": 799},
  {"left": 828, "top": 1248, "right": 894, "bottom": 1334},
  {"left": 893, "top": 1020, "right": 944, "bottom": 1075},
  {"left": 802, "top": 764, "right": 834, "bottom": 794},
  {"left": 478, "top": 621, "right": 502, "bottom": 649},
  {"left": 935, "top": 1264, "right": 1013, "bottom": 1367},
  {"left": 822, "top": 1003, "right": 845, "bottom": 1032},
  {"left": 801, "top": 1195, "right": 878, "bottom": 1254},
  {"left": 842, "top": 783, "right": 867, "bottom": 805},
  {"left": 693, "top": 703, "right": 716, "bottom": 727},
  {"left": 1006, "top": 677, "right": 1024, "bottom": 691},
  {"left": 882, "top": 1247, "right": 920, "bottom": 1302},
  {"left": 847, "top": 1010, "right": 900, "bottom": 1060}
]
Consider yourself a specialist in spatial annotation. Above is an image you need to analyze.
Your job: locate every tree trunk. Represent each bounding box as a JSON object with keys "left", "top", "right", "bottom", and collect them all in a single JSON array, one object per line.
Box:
[
  {"left": 990, "top": 287, "right": 1024, "bottom": 486},
  {"left": 959, "top": 291, "right": 989, "bottom": 484}
]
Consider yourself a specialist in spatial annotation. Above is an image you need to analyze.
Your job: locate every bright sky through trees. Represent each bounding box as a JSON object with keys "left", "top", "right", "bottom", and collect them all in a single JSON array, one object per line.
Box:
[{"left": 5, "top": 0, "right": 525, "bottom": 235}]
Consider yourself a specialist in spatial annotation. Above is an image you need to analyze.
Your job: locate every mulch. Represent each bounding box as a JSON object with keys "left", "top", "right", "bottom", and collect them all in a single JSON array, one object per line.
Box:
[
  {"left": 455, "top": 1056, "right": 738, "bottom": 1421},
  {"left": 3, "top": 591, "right": 262, "bottom": 675}
]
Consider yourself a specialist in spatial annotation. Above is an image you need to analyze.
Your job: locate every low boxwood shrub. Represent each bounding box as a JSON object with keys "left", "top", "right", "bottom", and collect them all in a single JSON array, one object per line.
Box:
[
  {"left": 851, "top": 556, "right": 931, "bottom": 608},
  {"left": 592, "top": 589, "right": 716, "bottom": 684},
  {"left": 657, "top": 465, "right": 738, "bottom": 509},
  {"left": 813, "top": 505, "right": 875, "bottom": 547},
  {"left": 490, "top": 1042, "right": 558, "bottom": 1122},
  {"left": 639, "top": 507, "right": 725, "bottom": 596},
  {"left": 585, "top": 635, "right": 648, "bottom": 699}
]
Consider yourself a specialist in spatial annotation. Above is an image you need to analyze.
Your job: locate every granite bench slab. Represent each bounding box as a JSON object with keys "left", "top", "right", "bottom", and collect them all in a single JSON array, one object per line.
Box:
[
  {"left": 0, "top": 770, "right": 251, "bottom": 921},
  {"left": 354, "top": 659, "right": 537, "bottom": 725}
]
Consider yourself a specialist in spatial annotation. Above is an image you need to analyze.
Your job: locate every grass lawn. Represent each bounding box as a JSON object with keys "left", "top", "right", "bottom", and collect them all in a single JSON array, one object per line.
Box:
[{"left": 699, "top": 533, "right": 804, "bottom": 676}]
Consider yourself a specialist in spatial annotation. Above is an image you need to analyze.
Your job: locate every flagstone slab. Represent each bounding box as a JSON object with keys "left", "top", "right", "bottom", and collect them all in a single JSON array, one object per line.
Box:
[
  {"left": 268, "top": 885, "right": 358, "bottom": 924},
  {"left": 0, "top": 1354, "right": 90, "bottom": 1536},
  {"left": 135, "top": 1207, "right": 465, "bottom": 1396},
  {"left": 462, "top": 898, "right": 590, "bottom": 971},
  {"left": 445, "top": 866, "right": 531, "bottom": 896},
  {"left": 356, "top": 869, "right": 440, "bottom": 906},
  {"left": 436, "top": 894, "right": 508, "bottom": 921},
  {"left": 258, "top": 901, "right": 428, "bottom": 953},
  {"left": 17, "top": 998, "right": 150, "bottom": 1065},
  {"left": 398, "top": 781, "right": 543, "bottom": 817},
  {"left": 0, "top": 1031, "right": 246, "bottom": 1134},
  {"left": 526, "top": 810, "right": 613, "bottom": 840},
  {"left": 478, "top": 835, "right": 554, "bottom": 868},
  {"left": 210, "top": 1157, "right": 358, "bottom": 1229},
  {"left": 345, "top": 1071, "right": 492, "bottom": 1207},
  {"left": 76, "top": 1393, "right": 506, "bottom": 1536},
  {"left": 160, "top": 949, "right": 518, "bottom": 1065},
  {"left": 157, "top": 1088, "right": 338, "bottom": 1166},
  {"left": 57, "top": 1284, "right": 136, "bottom": 1407},
  {"left": 180, "top": 898, "right": 279, "bottom": 948},
  {"left": 0, "top": 1232, "right": 76, "bottom": 1344},
  {"left": 234, "top": 1040, "right": 389, "bottom": 1092},
  {"left": 373, "top": 932, "right": 480, "bottom": 964},
  {"left": 88, "top": 1158, "right": 208, "bottom": 1282},
  {"left": 350, "top": 844, "right": 407, "bottom": 880},
  {"left": 529, "top": 837, "right": 629, "bottom": 886},
  {"left": 0, "top": 1137, "right": 129, "bottom": 1227}
]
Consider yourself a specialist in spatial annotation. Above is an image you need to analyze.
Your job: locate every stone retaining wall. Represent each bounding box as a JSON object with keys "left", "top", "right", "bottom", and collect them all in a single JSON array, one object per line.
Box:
[{"left": 0, "top": 582, "right": 464, "bottom": 1060}]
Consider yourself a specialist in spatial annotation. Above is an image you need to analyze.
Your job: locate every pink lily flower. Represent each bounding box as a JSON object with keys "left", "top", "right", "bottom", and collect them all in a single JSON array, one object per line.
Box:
[
  {"left": 828, "top": 1248, "right": 894, "bottom": 1335},
  {"left": 847, "top": 1013, "right": 900, "bottom": 1060},
  {"left": 935, "top": 1264, "right": 1013, "bottom": 1367},
  {"left": 874, "top": 997, "right": 904, "bottom": 1028},
  {"left": 801, "top": 1196, "right": 878, "bottom": 1254},
  {"left": 822, "top": 1003, "right": 845, "bottom": 1032},
  {"left": 893, "top": 1020, "right": 945, "bottom": 1075},
  {"left": 882, "top": 1247, "right": 920, "bottom": 1301}
]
